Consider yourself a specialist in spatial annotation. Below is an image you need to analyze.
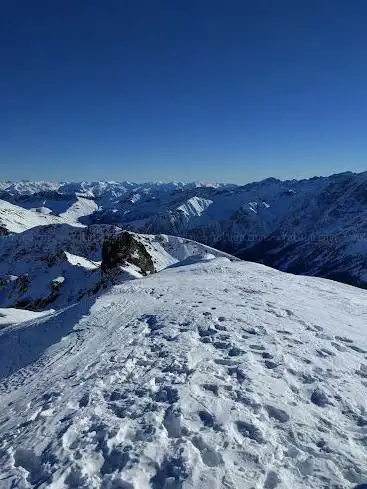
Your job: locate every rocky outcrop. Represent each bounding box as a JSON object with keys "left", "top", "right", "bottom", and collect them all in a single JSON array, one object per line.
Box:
[{"left": 101, "top": 231, "right": 155, "bottom": 277}]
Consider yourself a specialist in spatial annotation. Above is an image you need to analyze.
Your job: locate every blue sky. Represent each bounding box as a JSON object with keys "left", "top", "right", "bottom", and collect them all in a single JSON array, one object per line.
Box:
[{"left": 1, "top": 0, "right": 366, "bottom": 183}]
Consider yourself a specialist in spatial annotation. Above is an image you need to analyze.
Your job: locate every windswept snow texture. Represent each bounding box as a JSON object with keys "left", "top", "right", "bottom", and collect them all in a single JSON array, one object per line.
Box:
[{"left": 0, "top": 258, "right": 366, "bottom": 489}]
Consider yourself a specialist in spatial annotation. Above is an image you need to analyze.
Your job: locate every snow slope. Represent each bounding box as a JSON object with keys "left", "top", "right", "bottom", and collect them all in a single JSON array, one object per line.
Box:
[
  {"left": 0, "top": 196, "right": 96, "bottom": 234},
  {"left": 0, "top": 308, "right": 54, "bottom": 327},
  {"left": 0, "top": 258, "right": 366, "bottom": 489},
  {"left": 0, "top": 200, "right": 72, "bottom": 234},
  {"left": 58, "top": 197, "right": 99, "bottom": 224}
]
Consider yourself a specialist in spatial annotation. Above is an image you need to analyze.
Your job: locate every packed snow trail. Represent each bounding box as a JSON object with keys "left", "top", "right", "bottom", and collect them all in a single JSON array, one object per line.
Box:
[{"left": 0, "top": 258, "right": 367, "bottom": 489}]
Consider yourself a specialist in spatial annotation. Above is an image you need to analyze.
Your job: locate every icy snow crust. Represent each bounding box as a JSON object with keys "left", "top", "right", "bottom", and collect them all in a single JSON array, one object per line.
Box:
[{"left": 0, "top": 258, "right": 366, "bottom": 488}]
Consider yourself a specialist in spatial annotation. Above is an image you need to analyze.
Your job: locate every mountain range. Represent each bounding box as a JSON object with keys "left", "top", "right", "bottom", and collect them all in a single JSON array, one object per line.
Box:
[{"left": 1, "top": 171, "right": 367, "bottom": 289}]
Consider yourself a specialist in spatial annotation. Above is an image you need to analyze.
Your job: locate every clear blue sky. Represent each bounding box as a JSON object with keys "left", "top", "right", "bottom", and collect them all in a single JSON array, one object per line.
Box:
[{"left": 1, "top": 0, "right": 366, "bottom": 183}]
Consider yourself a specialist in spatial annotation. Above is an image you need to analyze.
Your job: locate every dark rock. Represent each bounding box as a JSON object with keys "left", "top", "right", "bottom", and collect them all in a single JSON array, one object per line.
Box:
[{"left": 101, "top": 231, "right": 154, "bottom": 276}]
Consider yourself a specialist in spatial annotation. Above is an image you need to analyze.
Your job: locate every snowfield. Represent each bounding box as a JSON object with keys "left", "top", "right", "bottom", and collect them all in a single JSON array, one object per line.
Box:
[{"left": 0, "top": 258, "right": 366, "bottom": 489}]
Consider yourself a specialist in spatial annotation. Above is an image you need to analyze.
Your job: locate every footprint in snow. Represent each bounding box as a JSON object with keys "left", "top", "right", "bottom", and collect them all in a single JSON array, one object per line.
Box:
[
  {"left": 236, "top": 420, "right": 264, "bottom": 443},
  {"left": 244, "top": 325, "right": 267, "bottom": 336},
  {"left": 264, "top": 471, "right": 281, "bottom": 489},
  {"left": 191, "top": 436, "right": 223, "bottom": 467},
  {"left": 163, "top": 405, "right": 182, "bottom": 438},
  {"left": 78, "top": 393, "right": 90, "bottom": 408},
  {"left": 198, "top": 410, "right": 221, "bottom": 431},
  {"left": 311, "top": 389, "right": 329, "bottom": 407},
  {"left": 100, "top": 447, "right": 130, "bottom": 475},
  {"left": 108, "top": 390, "right": 124, "bottom": 402},
  {"left": 202, "top": 383, "right": 219, "bottom": 395},
  {"left": 228, "top": 346, "right": 244, "bottom": 357},
  {"left": 349, "top": 345, "right": 367, "bottom": 354},
  {"left": 315, "top": 332, "right": 333, "bottom": 340},
  {"left": 214, "top": 322, "right": 227, "bottom": 331},
  {"left": 150, "top": 455, "right": 188, "bottom": 489},
  {"left": 265, "top": 405, "right": 290, "bottom": 423},
  {"left": 142, "top": 314, "right": 165, "bottom": 333},
  {"left": 198, "top": 326, "right": 217, "bottom": 338},
  {"left": 264, "top": 360, "right": 279, "bottom": 369},
  {"left": 213, "top": 341, "right": 231, "bottom": 350},
  {"left": 228, "top": 366, "right": 248, "bottom": 383},
  {"left": 214, "top": 358, "right": 241, "bottom": 366},
  {"left": 200, "top": 336, "right": 213, "bottom": 344},
  {"left": 316, "top": 348, "right": 335, "bottom": 358},
  {"left": 331, "top": 341, "right": 347, "bottom": 352},
  {"left": 154, "top": 386, "right": 179, "bottom": 404},
  {"left": 335, "top": 335, "right": 353, "bottom": 343},
  {"left": 276, "top": 330, "right": 292, "bottom": 336}
]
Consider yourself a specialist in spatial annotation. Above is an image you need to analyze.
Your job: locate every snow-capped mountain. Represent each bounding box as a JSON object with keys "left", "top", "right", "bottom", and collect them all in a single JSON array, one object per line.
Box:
[
  {"left": 239, "top": 171, "right": 367, "bottom": 288},
  {"left": 1, "top": 171, "right": 367, "bottom": 288},
  {"left": 0, "top": 256, "right": 366, "bottom": 489}
]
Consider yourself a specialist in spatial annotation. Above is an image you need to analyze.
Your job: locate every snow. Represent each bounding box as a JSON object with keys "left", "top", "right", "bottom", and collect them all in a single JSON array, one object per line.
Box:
[
  {"left": 51, "top": 276, "right": 65, "bottom": 286},
  {"left": 136, "top": 234, "right": 236, "bottom": 271},
  {"left": 58, "top": 197, "right": 98, "bottom": 224},
  {"left": 0, "top": 200, "right": 73, "bottom": 234},
  {"left": 0, "top": 181, "right": 60, "bottom": 197},
  {"left": 0, "top": 308, "right": 54, "bottom": 327},
  {"left": 64, "top": 251, "right": 100, "bottom": 270},
  {"left": 0, "top": 196, "right": 94, "bottom": 234},
  {"left": 0, "top": 258, "right": 366, "bottom": 488},
  {"left": 176, "top": 197, "right": 214, "bottom": 218}
]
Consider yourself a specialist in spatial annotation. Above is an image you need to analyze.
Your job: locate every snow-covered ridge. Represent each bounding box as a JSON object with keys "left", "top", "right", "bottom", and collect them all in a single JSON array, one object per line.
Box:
[
  {"left": 0, "top": 180, "right": 234, "bottom": 198},
  {"left": 0, "top": 257, "right": 366, "bottom": 488},
  {"left": 0, "top": 224, "right": 236, "bottom": 311}
]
